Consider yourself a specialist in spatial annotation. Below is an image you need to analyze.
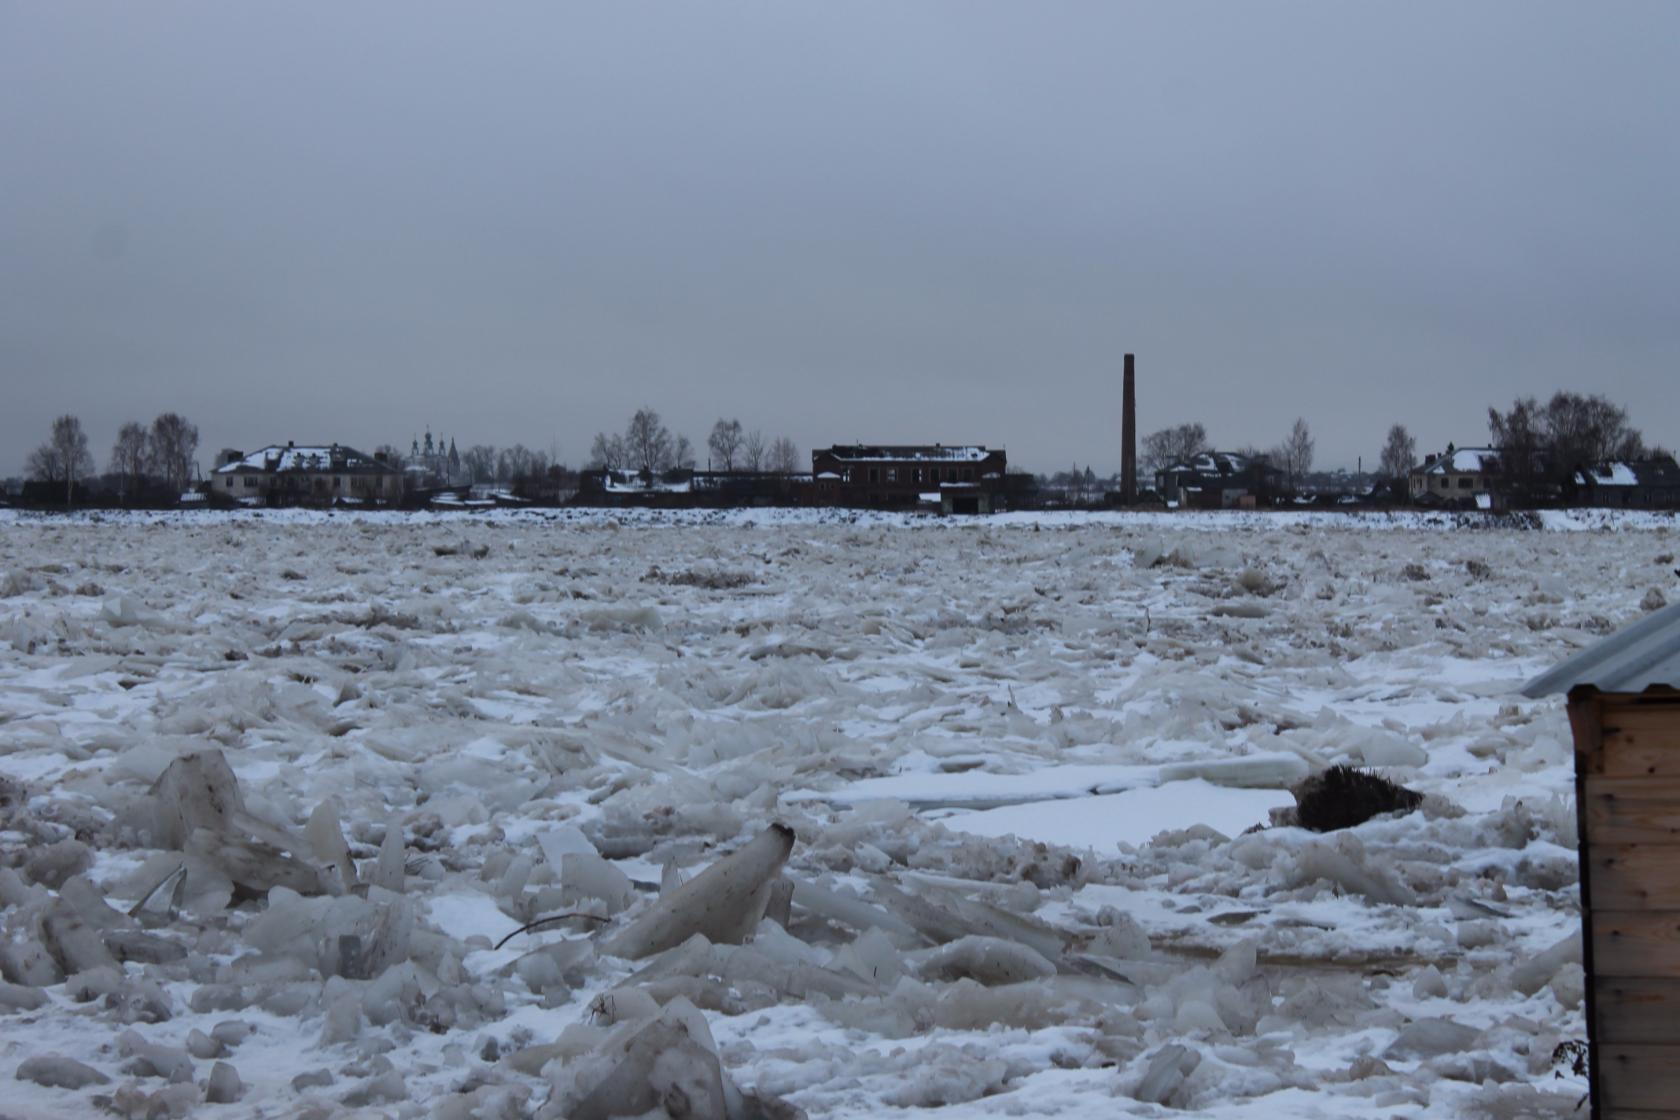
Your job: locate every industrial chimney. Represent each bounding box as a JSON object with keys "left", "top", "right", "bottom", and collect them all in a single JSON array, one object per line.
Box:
[{"left": 1121, "top": 352, "right": 1137, "bottom": 504}]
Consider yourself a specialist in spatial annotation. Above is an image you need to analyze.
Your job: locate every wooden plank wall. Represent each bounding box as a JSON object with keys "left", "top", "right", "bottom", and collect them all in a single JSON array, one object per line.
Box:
[{"left": 1577, "top": 694, "right": 1680, "bottom": 1119}]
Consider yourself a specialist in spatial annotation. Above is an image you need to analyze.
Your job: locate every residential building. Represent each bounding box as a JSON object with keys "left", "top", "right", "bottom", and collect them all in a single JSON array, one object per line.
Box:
[
  {"left": 213, "top": 443, "right": 402, "bottom": 506},
  {"left": 1155, "top": 452, "right": 1281, "bottom": 509},
  {"left": 1572, "top": 457, "right": 1680, "bottom": 508},
  {"left": 1408, "top": 446, "right": 1503, "bottom": 507}
]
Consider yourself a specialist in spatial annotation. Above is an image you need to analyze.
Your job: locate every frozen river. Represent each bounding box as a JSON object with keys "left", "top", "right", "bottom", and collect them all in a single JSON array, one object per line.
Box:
[{"left": 1, "top": 507, "right": 1671, "bottom": 1117}]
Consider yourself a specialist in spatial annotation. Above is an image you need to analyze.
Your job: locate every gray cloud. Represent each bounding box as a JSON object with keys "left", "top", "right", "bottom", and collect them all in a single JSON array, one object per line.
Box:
[{"left": 3, "top": 2, "right": 1676, "bottom": 477}]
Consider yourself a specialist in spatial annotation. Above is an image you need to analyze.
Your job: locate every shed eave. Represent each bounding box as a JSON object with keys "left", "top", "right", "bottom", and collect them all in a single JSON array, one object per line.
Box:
[{"left": 1521, "top": 601, "right": 1680, "bottom": 698}]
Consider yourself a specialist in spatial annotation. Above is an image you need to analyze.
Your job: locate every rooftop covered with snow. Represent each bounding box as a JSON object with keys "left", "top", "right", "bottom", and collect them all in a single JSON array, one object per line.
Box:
[
  {"left": 816, "top": 444, "right": 1000, "bottom": 463},
  {"left": 1416, "top": 447, "right": 1502, "bottom": 475},
  {"left": 215, "top": 443, "right": 397, "bottom": 475},
  {"left": 1572, "top": 456, "right": 1680, "bottom": 488},
  {"left": 1160, "top": 451, "right": 1267, "bottom": 477}
]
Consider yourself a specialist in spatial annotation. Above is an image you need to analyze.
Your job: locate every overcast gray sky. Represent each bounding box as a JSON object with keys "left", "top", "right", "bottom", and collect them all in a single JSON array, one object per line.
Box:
[{"left": 3, "top": 2, "right": 1676, "bottom": 477}]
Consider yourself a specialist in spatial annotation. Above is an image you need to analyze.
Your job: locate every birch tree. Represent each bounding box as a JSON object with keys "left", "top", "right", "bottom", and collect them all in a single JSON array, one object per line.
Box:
[
  {"left": 110, "top": 421, "right": 151, "bottom": 500},
  {"left": 148, "top": 412, "right": 200, "bottom": 493},
  {"left": 28, "top": 414, "right": 95, "bottom": 507}
]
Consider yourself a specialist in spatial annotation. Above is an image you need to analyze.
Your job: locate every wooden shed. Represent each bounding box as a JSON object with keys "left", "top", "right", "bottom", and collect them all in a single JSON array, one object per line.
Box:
[{"left": 1525, "top": 601, "right": 1680, "bottom": 1119}]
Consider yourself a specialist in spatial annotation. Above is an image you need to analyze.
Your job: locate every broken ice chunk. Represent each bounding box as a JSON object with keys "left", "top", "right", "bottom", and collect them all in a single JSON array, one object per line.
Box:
[
  {"left": 1385, "top": 1017, "right": 1481, "bottom": 1059},
  {"left": 1134, "top": 1043, "right": 1202, "bottom": 1106},
  {"left": 547, "top": 998, "right": 788, "bottom": 1120},
  {"left": 116, "top": 1029, "right": 195, "bottom": 1081},
  {"left": 151, "top": 751, "right": 336, "bottom": 900},
  {"left": 831, "top": 927, "right": 904, "bottom": 987},
  {"left": 23, "top": 839, "right": 93, "bottom": 890},
  {"left": 1288, "top": 833, "right": 1419, "bottom": 906},
  {"left": 305, "top": 800, "right": 357, "bottom": 891},
  {"left": 15, "top": 1054, "right": 111, "bottom": 1089},
  {"left": 600, "top": 825, "right": 794, "bottom": 960},
  {"left": 559, "top": 851, "right": 636, "bottom": 914},
  {"left": 789, "top": 876, "right": 921, "bottom": 946},
  {"left": 912, "top": 935, "right": 1057, "bottom": 986},
  {"left": 204, "top": 1061, "right": 243, "bottom": 1103},
  {"left": 535, "top": 825, "right": 597, "bottom": 867},
  {"left": 0, "top": 981, "right": 48, "bottom": 1012},
  {"left": 370, "top": 816, "right": 405, "bottom": 893},
  {"left": 42, "top": 898, "right": 119, "bottom": 974},
  {"left": 1509, "top": 932, "right": 1581, "bottom": 997}
]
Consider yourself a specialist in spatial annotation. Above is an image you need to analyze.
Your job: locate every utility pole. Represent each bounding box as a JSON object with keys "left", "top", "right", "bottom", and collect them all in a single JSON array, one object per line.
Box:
[{"left": 1121, "top": 353, "right": 1137, "bottom": 504}]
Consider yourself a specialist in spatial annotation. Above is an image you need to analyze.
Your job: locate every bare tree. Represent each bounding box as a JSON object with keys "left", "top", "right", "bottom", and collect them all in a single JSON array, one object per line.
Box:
[
  {"left": 707, "top": 418, "right": 743, "bottom": 471},
  {"left": 462, "top": 444, "right": 497, "bottom": 483},
  {"left": 768, "top": 436, "right": 800, "bottom": 475},
  {"left": 625, "top": 408, "right": 673, "bottom": 475},
  {"left": 1276, "top": 418, "right": 1314, "bottom": 490},
  {"left": 1141, "top": 422, "right": 1208, "bottom": 473},
  {"left": 673, "top": 434, "right": 696, "bottom": 471},
  {"left": 497, "top": 444, "right": 534, "bottom": 484},
  {"left": 1062, "top": 462, "right": 1089, "bottom": 504},
  {"left": 373, "top": 443, "right": 408, "bottom": 470},
  {"left": 1378, "top": 424, "right": 1417, "bottom": 479},
  {"left": 1487, "top": 391, "right": 1643, "bottom": 491},
  {"left": 110, "top": 421, "right": 150, "bottom": 501},
  {"left": 588, "top": 432, "right": 625, "bottom": 471},
  {"left": 1487, "top": 397, "right": 1541, "bottom": 488},
  {"left": 28, "top": 414, "right": 95, "bottom": 507},
  {"left": 1540, "top": 391, "right": 1644, "bottom": 467},
  {"left": 148, "top": 412, "right": 200, "bottom": 493},
  {"left": 742, "top": 429, "right": 767, "bottom": 472}
]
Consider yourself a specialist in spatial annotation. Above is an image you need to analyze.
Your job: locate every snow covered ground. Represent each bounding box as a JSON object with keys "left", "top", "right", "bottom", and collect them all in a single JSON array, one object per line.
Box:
[{"left": 1, "top": 507, "right": 1672, "bottom": 1117}]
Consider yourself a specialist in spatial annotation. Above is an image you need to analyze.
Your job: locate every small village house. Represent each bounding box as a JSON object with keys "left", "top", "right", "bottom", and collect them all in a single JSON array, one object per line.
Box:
[
  {"left": 1572, "top": 456, "right": 1680, "bottom": 509},
  {"left": 213, "top": 443, "right": 403, "bottom": 507},
  {"left": 1408, "top": 446, "right": 1503, "bottom": 508},
  {"left": 810, "top": 444, "right": 1007, "bottom": 513},
  {"left": 1155, "top": 452, "right": 1281, "bottom": 509}
]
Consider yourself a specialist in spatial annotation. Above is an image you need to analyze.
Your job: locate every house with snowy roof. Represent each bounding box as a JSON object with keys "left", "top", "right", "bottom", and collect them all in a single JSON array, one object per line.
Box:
[
  {"left": 811, "top": 444, "right": 1007, "bottom": 513},
  {"left": 1571, "top": 456, "right": 1680, "bottom": 509},
  {"left": 1155, "top": 451, "right": 1281, "bottom": 509},
  {"left": 1407, "top": 445, "right": 1503, "bottom": 509},
  {"left": 213, "top": 442, "right": 403, "bottom": 507}
]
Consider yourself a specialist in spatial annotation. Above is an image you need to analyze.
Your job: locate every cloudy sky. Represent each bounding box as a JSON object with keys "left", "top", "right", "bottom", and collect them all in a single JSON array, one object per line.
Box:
[{"left": 3, "top": 2, "right": 1676, "bottom": 477}]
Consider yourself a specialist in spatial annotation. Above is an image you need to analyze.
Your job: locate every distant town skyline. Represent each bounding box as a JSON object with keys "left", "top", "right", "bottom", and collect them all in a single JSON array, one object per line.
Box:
[{"left": 5, "top": 3, "right": 1677, "bottom": 478}]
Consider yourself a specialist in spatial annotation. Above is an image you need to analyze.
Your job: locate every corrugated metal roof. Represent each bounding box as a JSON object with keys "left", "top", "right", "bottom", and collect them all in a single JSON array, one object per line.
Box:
[{"left": 1523, "top": 601, "right": 1680, "bottom": 697}]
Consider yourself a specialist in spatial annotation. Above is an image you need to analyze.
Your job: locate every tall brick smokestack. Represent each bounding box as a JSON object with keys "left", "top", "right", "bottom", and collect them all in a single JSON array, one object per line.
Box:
[{"left": 1121, "top": 352, "right": 1137, "bottom": 504}]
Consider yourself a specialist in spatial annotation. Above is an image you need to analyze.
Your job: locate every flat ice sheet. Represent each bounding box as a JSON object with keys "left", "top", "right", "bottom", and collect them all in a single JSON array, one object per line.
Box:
[
  {"left": 787, "top": 762, "right": 1160, "bottom": 807},
  {"left": 941, "top": 779, "right": 1296, "bottom": 849}
]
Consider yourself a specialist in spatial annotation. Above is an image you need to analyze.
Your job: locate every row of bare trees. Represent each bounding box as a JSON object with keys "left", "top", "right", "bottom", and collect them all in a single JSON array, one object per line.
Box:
[
  {"left": 375, "top": 441, "right": 565, "bottom": 487},
  {"left": 26, "top": 412, "right": 200, "bottom": 506},
  {"left": 588, "top": 410, "right": 800, "bottom": 476},
  {"left": 1140, "top": 417, "right": 1316, "bottom": 488},
  {"left": 588, "top": 409, "right": 693, "bottom": 475},
  {"left": 705, "top": 417, "right": 799, "bottom": 474},
  {"left": 1486, "top": 391, "right": 1653, "bottom": 488}
]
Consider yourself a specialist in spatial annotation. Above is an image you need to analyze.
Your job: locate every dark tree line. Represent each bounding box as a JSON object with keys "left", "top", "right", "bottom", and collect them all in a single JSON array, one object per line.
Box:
[
  {"left": 1486, "top": 391, "right": 1656, "bottom": 490},
  {"left": 25, "top": 411, "right": 199, "bottom": 507},
  {"left": 589, "top": 411, "right": 799, "bottom": 476},
  {"left": 1140, "top": 418, "right": 1314, "bottom": 488}
]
